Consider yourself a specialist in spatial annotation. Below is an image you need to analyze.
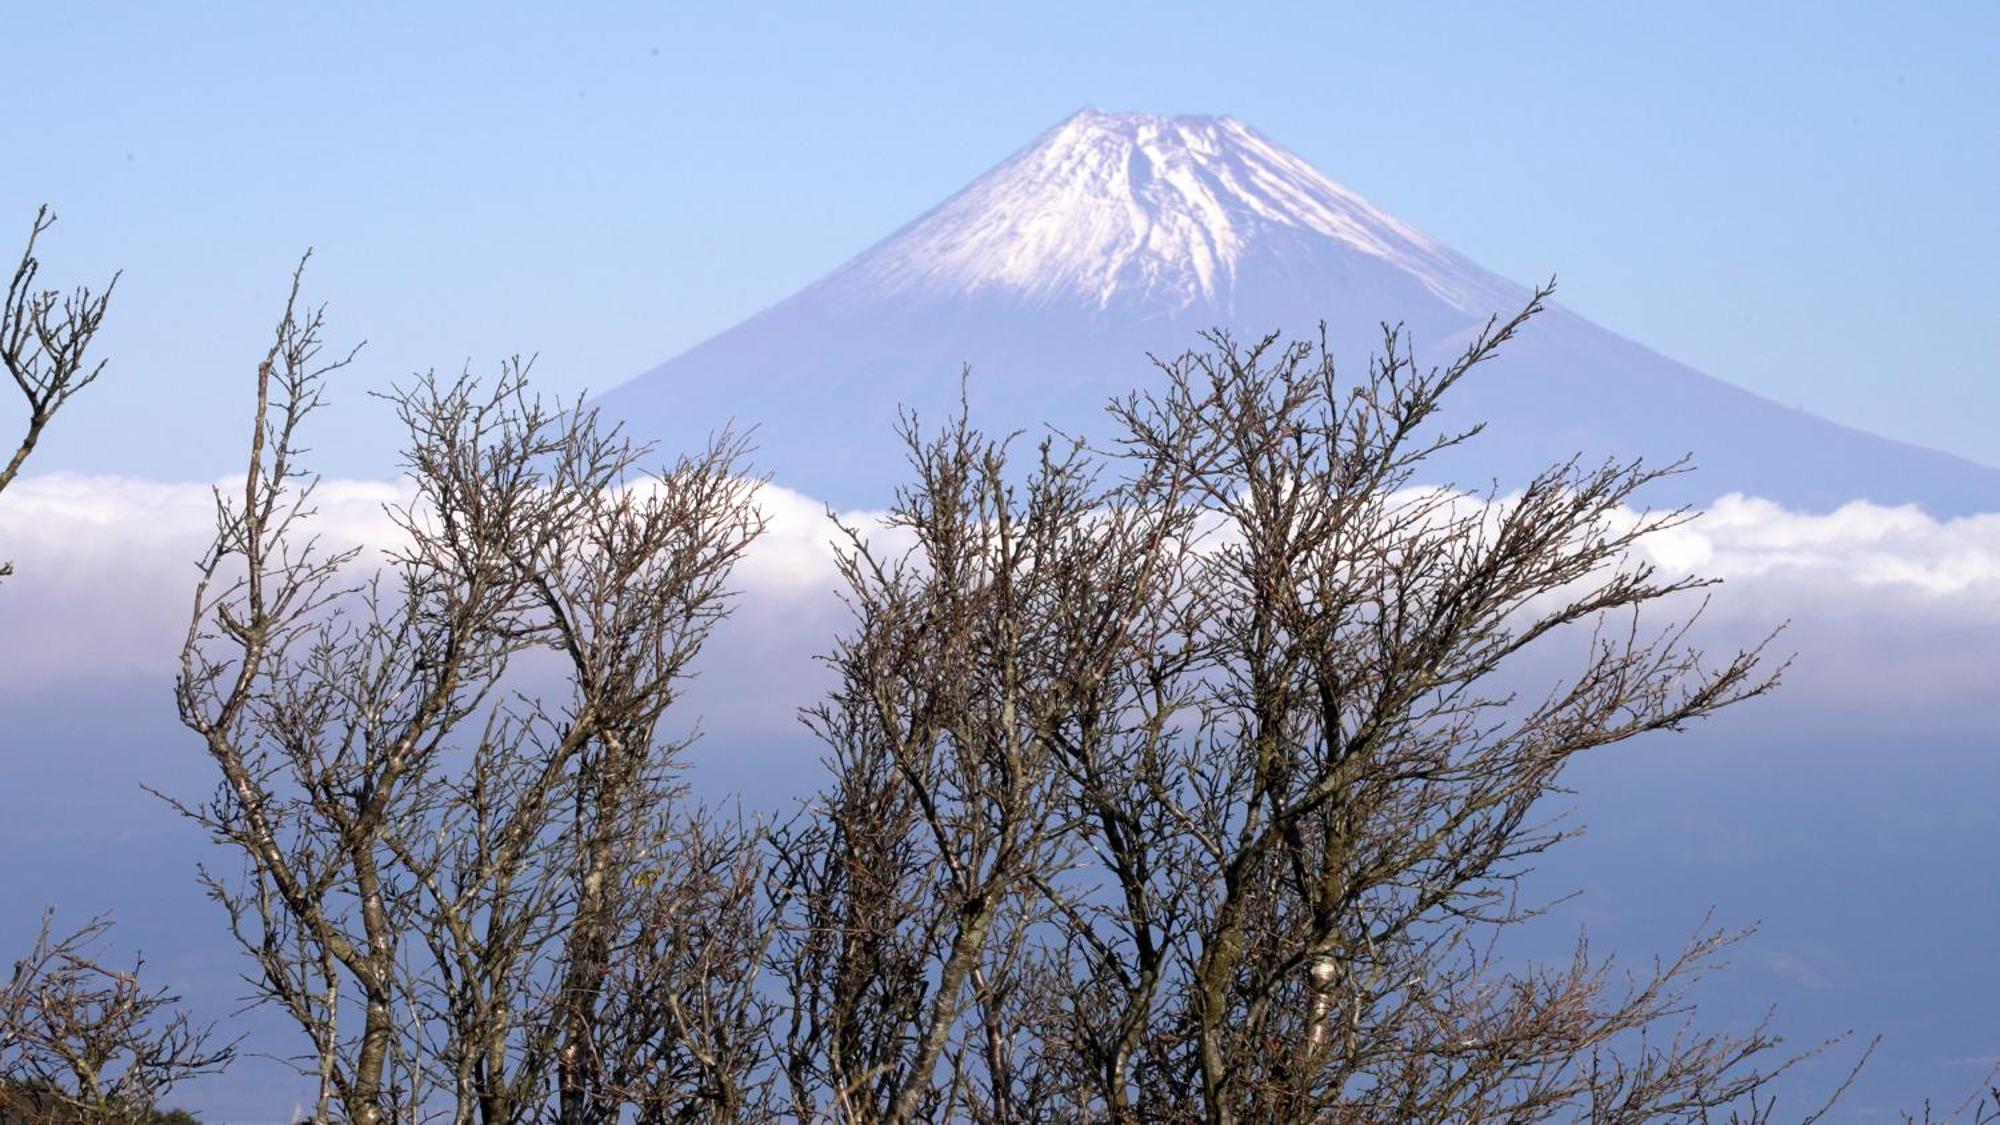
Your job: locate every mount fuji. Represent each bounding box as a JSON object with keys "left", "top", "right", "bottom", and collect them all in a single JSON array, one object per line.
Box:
[{"left": 599, "top": 109, "right": 2000, "bottom": 513}]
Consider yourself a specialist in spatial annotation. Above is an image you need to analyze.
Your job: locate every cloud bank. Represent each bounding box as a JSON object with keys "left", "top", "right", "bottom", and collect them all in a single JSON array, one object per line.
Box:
[{"left": 3, "top": 474, "right": 1997, "bottom": 708}]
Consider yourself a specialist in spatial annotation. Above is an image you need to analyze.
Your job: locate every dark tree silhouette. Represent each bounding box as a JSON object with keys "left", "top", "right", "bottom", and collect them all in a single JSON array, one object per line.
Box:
[
  {"left": 173, "top": 265, "right": 771, "bottom": 1123},
  {"left": 770, "top": 287, "right": 1861, "bottom": 1123},
  {"left": 1, "top": 211, "right": 224, "bottom": 1125}
]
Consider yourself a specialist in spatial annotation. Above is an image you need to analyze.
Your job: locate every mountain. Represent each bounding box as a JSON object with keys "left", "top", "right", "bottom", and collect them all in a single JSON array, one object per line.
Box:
[{"left": 598, "top": 108, "right": 2000, "bottom": 514}]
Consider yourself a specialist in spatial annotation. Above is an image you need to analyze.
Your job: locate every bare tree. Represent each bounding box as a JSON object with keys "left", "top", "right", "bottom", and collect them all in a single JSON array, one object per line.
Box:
[
  {"left": 173, "top": 263, "right": 770, "bottom": 1123},
  {"left": 1, "top": 206, "right": 117, "bottom": 575},
  {"left": 771, "top": 286, "right": 1849, "bottom": 1122},
  {"left": 771, "top": 408, "right": 1195, "bottom": 1122},
  {"left": 1051, "top": 289, "right": 1796, "bottom": 1123},
  {"left": 0, "top": 913, "right": 231, "bottom": 1124},
  {"left": 758, "top": 391, "right": 1188, "bottom": 1123},
  {"left": 1, "top": 211, "right": 228, "bottom": 1125},
  {"left": 1903, "top": 1086, "right": 2000, "bottom": 1125},
  {"left": 389, "top": 367, "right": 778, "bottom": 1124}
]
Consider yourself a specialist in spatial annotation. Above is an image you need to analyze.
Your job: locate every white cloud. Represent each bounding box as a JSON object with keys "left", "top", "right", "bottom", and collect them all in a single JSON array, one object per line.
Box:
[
  {"left": 2, "top": 474, "right": 1997, "bottom": 720},
  {"left": 1641, "top": 493, "right": 2000, "bottom": 599}
]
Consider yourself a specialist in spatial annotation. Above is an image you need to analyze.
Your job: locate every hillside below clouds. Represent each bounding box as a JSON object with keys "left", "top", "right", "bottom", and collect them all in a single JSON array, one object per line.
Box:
[{"left": 599, "top": 108, "right": 2000, "bottom": 513}]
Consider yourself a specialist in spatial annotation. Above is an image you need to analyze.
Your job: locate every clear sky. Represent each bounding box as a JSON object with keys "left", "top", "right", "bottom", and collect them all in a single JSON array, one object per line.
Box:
[{"left": 4, "top": 1, "right": 1996, "bottom": 478}]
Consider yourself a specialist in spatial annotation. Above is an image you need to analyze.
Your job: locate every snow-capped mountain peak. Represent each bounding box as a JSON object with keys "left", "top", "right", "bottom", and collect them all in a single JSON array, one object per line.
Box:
[
  {"left": 833, "top": 107, "right": 1515, "bottom": 315},
  {"left": 600, "top": 108, "right": 2000, "bottom": 515}
]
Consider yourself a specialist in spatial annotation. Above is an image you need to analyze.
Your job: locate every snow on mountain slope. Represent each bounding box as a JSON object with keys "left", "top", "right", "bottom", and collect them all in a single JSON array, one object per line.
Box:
[
  {"left": 597, "top": 109, "right": 2000, "bottom": 514},
  {"left": 833, "top": 109, "right": 1519, "bottom": 317}
]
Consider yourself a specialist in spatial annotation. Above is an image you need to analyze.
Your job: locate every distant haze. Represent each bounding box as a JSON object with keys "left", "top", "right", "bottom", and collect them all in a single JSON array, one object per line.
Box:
[{"left": 599, "top": 109, "right": 2000, "bottom": 514}]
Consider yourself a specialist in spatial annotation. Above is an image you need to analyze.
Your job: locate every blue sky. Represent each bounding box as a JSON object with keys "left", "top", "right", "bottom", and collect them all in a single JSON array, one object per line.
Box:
[{"left": 3, "top": 1, "right": 1995, "bottom": 478}]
